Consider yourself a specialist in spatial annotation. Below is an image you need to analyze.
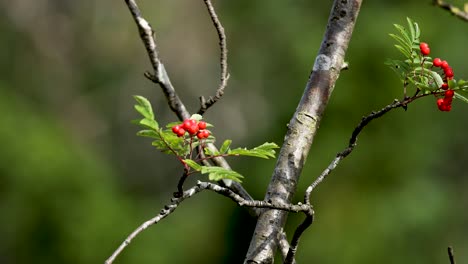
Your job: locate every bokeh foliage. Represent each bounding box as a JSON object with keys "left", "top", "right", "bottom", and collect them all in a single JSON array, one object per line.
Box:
[{"left": 0, "top": 0, "right": 467, "bottom": 263}]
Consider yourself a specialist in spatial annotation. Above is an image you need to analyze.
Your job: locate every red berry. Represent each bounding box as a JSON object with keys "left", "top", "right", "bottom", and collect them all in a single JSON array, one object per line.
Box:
[
  {"left": 196, "top": 131, "right": 205, "bottom": 139},
  {"left": 198, "top": 121, "right": 207, "bottom": 130},
  {"left": 419, "top": 43, "right": 430, "bottom": 55},
  {"left": 197, "top": 130, "right": 210, "bottom": 139},
  {"left": 444, "top": 90, "right": 454, "bottom": 104},
  {"left": 441, "top": 60, "right": 449, "bottom": 70},
  {"left": 433, "top": 58, "right": 442, "bottom": 67},
  {"left": 445, "top": 89, "right": 454, "bottom": 98},
  {"left": 182, "top": 119, "right": 197, "bottom": 130},
  {"left": 444, "top": 67, "right": 454, "bottom": 79},
  {"left": 176, "top": 128, "right": 186, "bottom": 137},
  {"left": 422, "top": 48, "right": 430, "bottom": 56},
  {"left": 172, "top": 124, "right": 184, "bottom": 135},
  {"left": 437, "top": 98, "right": 446, "bottom": 111},
  {"left": 443, "top": 104, "right": 452, "bottom": 112},
  {"left": 441, "top": 83, "right": 449, "bottom": 90},
  {"left": 202, "top": 130, "right": 211, "bottom": 138},
  {"left": 437, "top": 98, "right": 452, "bottom": 112},
  {"left": 187, "top": 124, "right": 199, "bottom": 135},
  {"left": 437, "top": 98, "right": 445, "bottom": 106}
]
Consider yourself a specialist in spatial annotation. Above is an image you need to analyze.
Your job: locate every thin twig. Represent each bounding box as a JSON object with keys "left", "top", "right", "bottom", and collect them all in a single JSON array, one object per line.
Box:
[
  {"left": 304, "top": 93, "right": 435, "bottom": 205},
  {"left": 278, "top": 231, "right": 297, "bottom": 264},
  {"left": 105, "top": 183, "right": 207, "bottom": 264},
  {"left": 433, "top": 0, "right": 468, "bottom": 22},
  {"left": 202, "top": 181, "right": 310, "bottom": 212},
  {"left": 198, "top": 0, "right": 229, "bottom": 115},
  {"left": 124, "top": 0, "right": 190, "bottom": 120},
  {"left": 105, "top": 181, "right": 311, "bottom": 264},
  {"left": 284, "top": 209, "right": 314, "bottom": 264},
  {"left": 448, "top": 246, "right": 456, "bottom": 264},
  {"left": 285, "top": 92, "right": 439, "bottom": 262}
]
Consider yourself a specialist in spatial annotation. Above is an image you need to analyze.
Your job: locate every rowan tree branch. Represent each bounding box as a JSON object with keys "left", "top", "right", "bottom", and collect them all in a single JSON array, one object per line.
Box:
[
  {"left": 123, "top": 0, "right": 254, "bottom": 204},
  {"left": 433, "top": 0, "right": 468, "bottom": 22},
  {"left": 244, "top": 1, "right": 363, "bottom": 263},
  {"left": 198, "top": 0, "right": 230, "bottom": 115}
]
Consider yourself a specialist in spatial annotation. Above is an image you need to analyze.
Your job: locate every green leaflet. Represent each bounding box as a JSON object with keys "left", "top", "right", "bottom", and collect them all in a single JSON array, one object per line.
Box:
[
  {"left": 219, "top": 139, "right": 232, "bottom": 154},
  {"left": 134, "top": 95, "right": 155, "bottom": 120},
  {"left": 202, "top": 166, "right": 244, "bottom": 183},
  {"left": 228, "top": 142, "right": 279, "bottom": 159}
]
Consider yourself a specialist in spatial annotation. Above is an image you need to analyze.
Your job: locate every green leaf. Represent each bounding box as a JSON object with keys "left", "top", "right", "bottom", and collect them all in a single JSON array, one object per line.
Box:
[
  {"left": 394, "top": 44, "right": 411, "bottom": 58},
  {"left": 414, "top": 20, "right": 420, "bottom": 40},
  {"left": 190, "top": 114, "right": 203, "bottom": 121},
  {"left": 204, "top": 146, "right": 219, "bottom": 156},
  {"left": 455, "top": 92, "right": 468, "bottom": 104},
  {"left": 407, "top": 17, "right": 416, "bottom": 43},
  {"left": 448, "top": 79, "right": 458, "bottom": 89},
  {"left": 134, "top": 95, "right": 154, "bottom": 120},
  {"left": 200, "top": 166, "right": 244, "bottom": 183},
  {"left": 219, "top": 139, "right": 232, "bottom": 154},
  {"left": 393, "top": 24, "right": 412, "bottom": 49},
  {"left": 429, "top": 71, "right": 444, "bottom": 89},
  {"left": 136, "top": 130, "right": 159, "bottom": 138},
  {"left": 385, "top": 59, "right": 410, "bottom": 80},
  {"left": 139, "top": 118, "right": 159, "bottom": 130},
  {"left": 389, "top": 33, "right": 412, "bottom": 53},
  {"left": 184, "top": 159, "right": 202, "bottom": 171},
  {"left": 229, "top": 142, "right": 279, "bottom": 159}
]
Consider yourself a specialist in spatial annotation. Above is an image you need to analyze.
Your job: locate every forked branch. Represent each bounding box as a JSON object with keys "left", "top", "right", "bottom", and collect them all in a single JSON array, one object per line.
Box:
[
  {"left": 124, "top": 0, "right": 190, "bottom": 120},
  {"left": 198, "top": 0, "right": 230, "bottom": 115}
]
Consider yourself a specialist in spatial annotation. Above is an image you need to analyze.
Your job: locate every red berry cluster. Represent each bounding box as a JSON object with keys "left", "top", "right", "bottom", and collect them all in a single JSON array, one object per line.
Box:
[
  {"left": 419, "top": 42, "right": 456, "bottom": 112},
  {"left": 172, "top": 119, "right": 210, "bottom": 139},
  {"left": 436, "top": 89, "right": 454, "bottom": 112},
  {"left": 432, "top": 57, "right": 454, "bottom": 81}
]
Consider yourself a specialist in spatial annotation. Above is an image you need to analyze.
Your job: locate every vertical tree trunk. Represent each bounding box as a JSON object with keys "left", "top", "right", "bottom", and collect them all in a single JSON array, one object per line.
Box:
[{"left": 244, "top": 0, "right": 363, "bottom": 263}]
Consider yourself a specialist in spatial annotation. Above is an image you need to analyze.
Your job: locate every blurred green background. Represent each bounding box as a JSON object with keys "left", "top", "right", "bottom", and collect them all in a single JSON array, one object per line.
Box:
[{"left": 1, "top": 0, "right": 467, "bottom": 263}]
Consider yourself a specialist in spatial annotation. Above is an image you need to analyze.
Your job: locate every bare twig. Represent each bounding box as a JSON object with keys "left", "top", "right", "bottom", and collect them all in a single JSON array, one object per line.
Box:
[
  {"left": 124, "top": 0, "right": 190, "bottom": 120},
  {"left": 202, "top": 181, "right": 310, "bottom": 212},
  {"left": 105, "top": 181, "right": 311, "bottom": 264},
  {"left": 278, "top": 231, "right": 297, "bottom": 264},
  {"left": 433, "top": 0, "right": 468, "bottom": 22},
  {"left": 284, "top": 211, "right": 314, "bottom": 264},
  {"left": 304, "top": 93, "right": 434, "bottom": 204},
  {"left": 105, "top": 183, "right": 207, "bottom": 264},
  {"left": 198, "top": 0, "right": 230, "bottom": 115},
  {"left": 283, "top": 92, "right": 438, "bottom": 262},
  {"left": 448, "top": 246, "right": 456, "bottom": 264}
]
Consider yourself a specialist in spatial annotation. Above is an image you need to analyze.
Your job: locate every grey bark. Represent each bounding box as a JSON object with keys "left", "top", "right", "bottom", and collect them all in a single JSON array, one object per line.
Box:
[{"left": 244, "top": 0, "right": 363, "bottom": 263}]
